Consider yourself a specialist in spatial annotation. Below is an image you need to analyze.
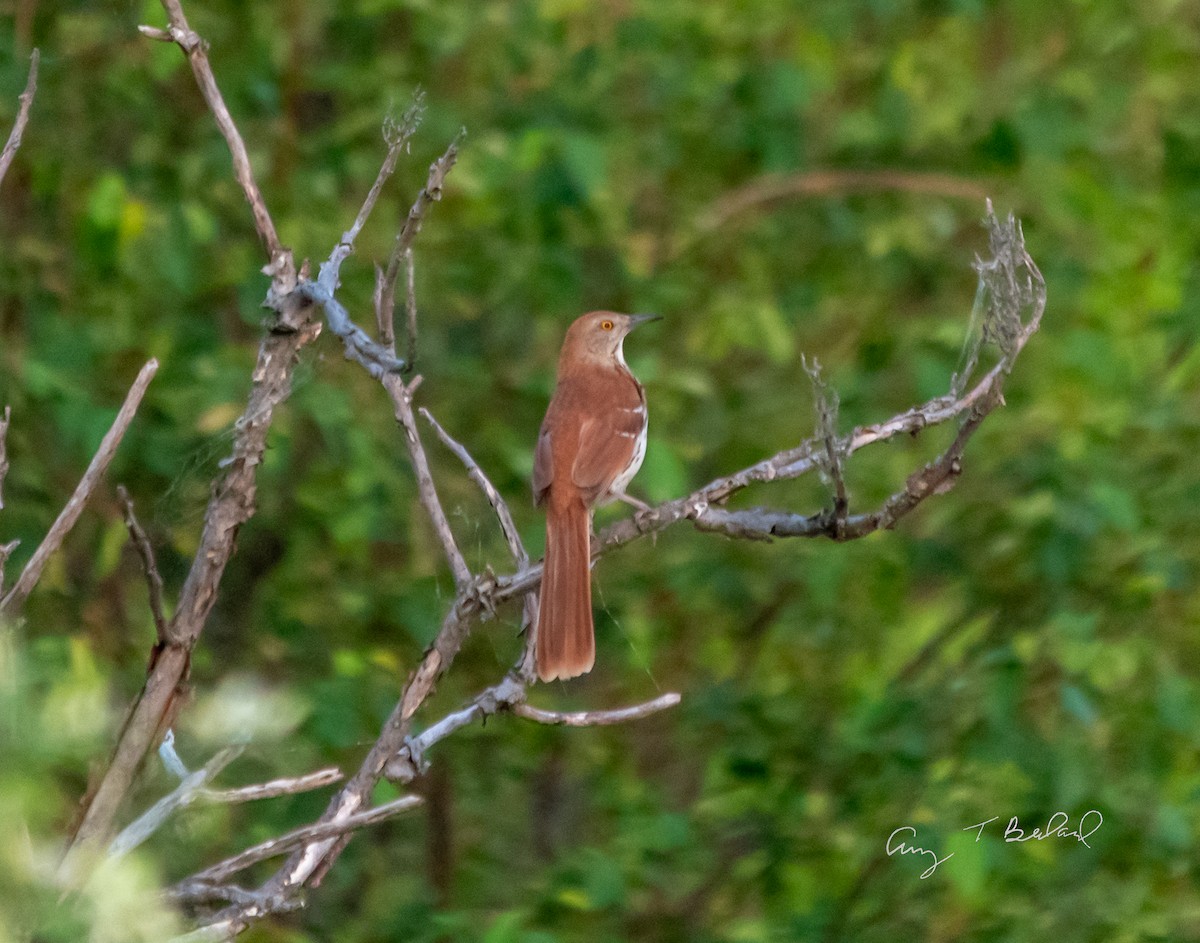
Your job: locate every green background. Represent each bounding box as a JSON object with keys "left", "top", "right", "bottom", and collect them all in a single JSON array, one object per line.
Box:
[{"left": 2, "top": 0, "right": 1198, "bottom": 940}]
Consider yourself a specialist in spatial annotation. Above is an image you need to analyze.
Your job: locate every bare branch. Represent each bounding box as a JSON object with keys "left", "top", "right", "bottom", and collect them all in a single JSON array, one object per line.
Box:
[
  {"left": 341, "top": 94, "right": 426, "bottom": 252},
  {"left": 187, "top": 794, "right": 423, "bottom": 886},
  {"left": 378, "top": 132, "right": 464, "bottom": 353},
  {"left": 145, "top": 1, "right": 288, "bottom": 272},
  {"left": 387, "top": 675, "right": 526, "bottom": 783},
  {"left": 419, "top": 408, "right": 528, "bottom": 567},
  {"left": 0, "top": 359, "right": 158, "bottom": 617},
  {"left": 0, "top": 405, "right": 10, "bottom": 510},
  {"left": 117, "top": 485, "right": 169, "bottom": 642},
  {"left": 0, "top": 49, "right": 38, "bottom": 192},
  {"left": 384, "top": 375, "right": 472, "bottom": 589},
  {"left": 200, "top": 767, "right": 343, "bottom": 804},
  {"left": 511, "top": 692, "right": 682, "bottom": 727},
  {"left": 294, "top": 280, "right": 406, "bottom": 377},
  {"left": 65, "top": 316, "right": 321, "bottom": 872}
]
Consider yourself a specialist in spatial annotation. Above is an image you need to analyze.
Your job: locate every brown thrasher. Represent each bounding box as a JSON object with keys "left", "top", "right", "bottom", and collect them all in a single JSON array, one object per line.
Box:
[{"left": 533, "top": 311, "right": 659, "bottom": 682}]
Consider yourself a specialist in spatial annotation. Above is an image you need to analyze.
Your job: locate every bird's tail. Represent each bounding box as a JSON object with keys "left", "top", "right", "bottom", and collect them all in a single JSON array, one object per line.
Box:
[{"left": 536, "top": 498, "right": 594, "bottom": 681}]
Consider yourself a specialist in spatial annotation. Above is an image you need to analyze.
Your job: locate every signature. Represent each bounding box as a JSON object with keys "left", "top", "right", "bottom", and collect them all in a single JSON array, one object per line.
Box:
[
  {"left": 887, "top": 811, "right": 1103, "bottom": 879},
  {"left": 886, "top": 826, "right": 953, "bottom": 878},
  {"left": 964, "top": 810, "right": 1104, "bottom": 848}
]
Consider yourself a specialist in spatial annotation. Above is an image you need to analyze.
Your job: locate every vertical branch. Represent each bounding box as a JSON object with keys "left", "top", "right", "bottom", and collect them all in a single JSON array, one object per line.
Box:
[
  {"left": 0, "top": 49, "right": 38, "bottom": 192},
  {"left": 0, "top": 405, "right": 10, "bottom": 511},
  {"left": 378, "top": 133, "right": 464, "bottom": 354}
]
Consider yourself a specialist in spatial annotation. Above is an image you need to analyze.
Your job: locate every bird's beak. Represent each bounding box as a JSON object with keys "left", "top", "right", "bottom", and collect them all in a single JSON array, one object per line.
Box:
[{"left": 627, "top": 313, "right": 662, "bottom": 329}]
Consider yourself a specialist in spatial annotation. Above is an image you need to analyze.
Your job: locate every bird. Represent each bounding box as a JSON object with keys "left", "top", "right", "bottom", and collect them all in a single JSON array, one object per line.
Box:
[{"left": 533, "top": 311, "right": 659, "bottom": 682}]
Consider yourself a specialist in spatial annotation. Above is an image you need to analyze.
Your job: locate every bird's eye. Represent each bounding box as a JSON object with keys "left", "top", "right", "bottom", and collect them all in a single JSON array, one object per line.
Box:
[{"left": 601, "top": 319, "right": 614, "bottom": 331}]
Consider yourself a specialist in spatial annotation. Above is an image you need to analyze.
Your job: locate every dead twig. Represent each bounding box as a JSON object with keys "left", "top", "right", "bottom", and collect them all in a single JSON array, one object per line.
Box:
[
  {"left": 140, "top": 4, "right": 287, "bottom": 272},
  {"left": 384, "top": 375, "right": 472, "bottom": 589},
  {"left": 378, "top": 133, "right": 464, "bottom": 356},
  {"left": 0, "top": 359, "right": 158, "bottom": 618},
  {"left": 0, "top": 405, "right": 10, "bottom": 511},
  {"left": 0, "top": 49, "right": 38, "bottom": 192},
  {"left": 117, "top": 485, "right": 168, "bottom": 642},
  {"left": 185, "top": 794, "right": 424, "bottom": 886},
  {"left": 511, "top": 693, "right": 682, "bottom": 727}
]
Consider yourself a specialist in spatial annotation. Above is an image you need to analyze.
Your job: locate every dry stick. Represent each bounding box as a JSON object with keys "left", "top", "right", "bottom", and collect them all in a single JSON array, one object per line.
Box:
[
  {"left": 419, "top": 406, "right": 539, "bottom": 676},
  {"left": 0, "top": 360, "right": 158, "bottom": 617},
  {"left": 299, "top": 94, "right": 427, "bottom": 376},
  {"left": 419, "top": 408, "right": 527, "bottom": 567},
  {"left": 140, "top": 5, "right": 285, "bottom": 268},
  {"left": 117, "top": 485, "right": 168, "bottom": 641},
  {"left": 0, "top": 405, "right": 10, "bottom": 510},
  {"left": 200, "top": 766, "right": 343, "bottom": 804},
  {"left": 694, "top": 168, "right": 992, "bottom": 239},
  {"left": 187, "top": 794, "right": 424, "bottom": 886},
  {"left": 385, "top": 375, "right": 472, "bottom": 589},
  {"left": 378, "top": 134, "right": 463, "bottom": 348},
  {"left": 0, "top": 48, "right": 38, "bottom": 192},
  {"left": 512, "top": 693, "right": 682, "bottom": 727}
]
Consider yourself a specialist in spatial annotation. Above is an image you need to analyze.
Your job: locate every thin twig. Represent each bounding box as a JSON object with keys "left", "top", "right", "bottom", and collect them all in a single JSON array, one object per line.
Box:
[
  {"left": 0, "top": 360, "right": 158, "bottom": 617},
  {"left": 511, "top": 693, "right": 682, "bottom": 727},
  {"left": 419, "top": 408, "right": 528, "bottom": 567},
  {"left": 142, "top": 3, "right": 287, "bottom": 270},
  {"left": 0, "top": 49, "right": 38, "bottom": 192},
  {"left": 686, "top": 168, "right": 992, "bottom": 252},
  {"left": 341, "top": 94, "right": 426, "bottom": 251},
  {"left": 200, "top": 767, "right": 343, "bottom": 803},
  {"left": 378, "top": 133, "right": 464, "bottom": 347},
  {"left": 117, "top": 485, "right": 168, "bottom": 641},
  {"left": 403, "top": 248, "right": 418, "bottom": 371},
  {"left": 384, "top": 375, "right": 472, "bottom": 589},
  {"left": 0, "top": 405, "right": 10, "bottom": 510},
  {"left": 187, "top": 794, "right": 423, "bottom": 885}
]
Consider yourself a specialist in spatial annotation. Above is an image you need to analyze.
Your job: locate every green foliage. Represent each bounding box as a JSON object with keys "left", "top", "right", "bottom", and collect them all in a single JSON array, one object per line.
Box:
[{"left": 3, "top": 0, "right": 1200, "bottom": 940}]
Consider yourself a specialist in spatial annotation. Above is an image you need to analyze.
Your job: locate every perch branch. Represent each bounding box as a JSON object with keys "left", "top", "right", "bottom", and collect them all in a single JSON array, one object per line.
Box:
[
  {"left": 0, "top": 359, "right": 158, "bottom": 617},
  {"left": 0, "top": 49, "right": 38, "bottom": 192},
  {"left": 489, "top": 207, "right": 1044, "bottom": 604}
]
